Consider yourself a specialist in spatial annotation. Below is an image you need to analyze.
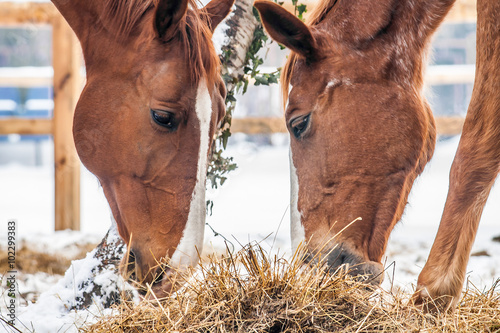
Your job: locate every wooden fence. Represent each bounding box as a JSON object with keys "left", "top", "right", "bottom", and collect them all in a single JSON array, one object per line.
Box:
[
  {"left": 0, "top": 2, "right": 81, "bottom": 231},
  {"left": 0, "top": 1, "right": 473, "bottom": 231}
]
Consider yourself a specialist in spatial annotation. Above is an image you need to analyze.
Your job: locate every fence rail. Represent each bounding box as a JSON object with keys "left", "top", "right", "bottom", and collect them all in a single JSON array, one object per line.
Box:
[
  {"left": 230, "top": 116, "right": 465, "bottom": 136},
  {"left": 0, "top": 2, "right": 81, "bottom": 231},
  {"left": 0, "top": 2, "right": 56, "bottom": 25},
  {"left": 0, "top": 118, "right": 52, "bottom": 134}
]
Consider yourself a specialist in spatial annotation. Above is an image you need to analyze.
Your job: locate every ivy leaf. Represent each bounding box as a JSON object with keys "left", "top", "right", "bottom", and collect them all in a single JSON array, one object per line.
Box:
[
  {"left": 254, "top": 75, "right": 269, "bottom": 86},
  {"left": 222, "top": 73, "right": 232, "bottom": 85},
  {"left": 226, "top": 94, "right": 236, "bottom": 102},
  {"left": 297, "top": 4, "right": 307, "bottom": 20},
  {"left": 242, "top": 79, "right": 250, "bottom": 94},
  {"left": 252, "top": 6, "right": 261, "bottom": 21},
  {"left": 222, "top": 129, "right": 231, "bottom": 149}
]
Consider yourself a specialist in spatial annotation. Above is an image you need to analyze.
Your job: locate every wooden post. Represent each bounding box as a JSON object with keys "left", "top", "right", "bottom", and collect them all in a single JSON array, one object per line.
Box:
[{"left": 52, "top": 15, "right": 81, "bottom": 231}]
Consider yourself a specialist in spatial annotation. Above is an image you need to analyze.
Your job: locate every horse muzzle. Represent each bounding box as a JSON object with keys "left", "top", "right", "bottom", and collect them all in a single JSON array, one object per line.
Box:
[{"left": 310, "top": 242, "right": 384, "bottom": 285}]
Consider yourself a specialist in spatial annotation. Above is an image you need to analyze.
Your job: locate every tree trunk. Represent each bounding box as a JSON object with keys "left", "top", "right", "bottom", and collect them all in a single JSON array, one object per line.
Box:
[{"left": 217, "top": 0, "right": 260, "bottom": 92}]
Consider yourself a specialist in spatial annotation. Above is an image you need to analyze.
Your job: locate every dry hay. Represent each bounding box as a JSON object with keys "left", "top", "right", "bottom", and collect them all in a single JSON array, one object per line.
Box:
[
  {"left": 0, "top": 242, "right": 97, "bottom": 276},
  {"left": 86, "top": 244, "right": 500, "bottom": 333}
]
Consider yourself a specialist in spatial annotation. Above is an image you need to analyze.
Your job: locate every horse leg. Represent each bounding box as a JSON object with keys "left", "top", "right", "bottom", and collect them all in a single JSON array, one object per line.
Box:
[
  {"left": 413, "top": 0, "right": 500, "bottom": 312},
  {"left": 413, "top": 130, "right": 500, "bottom": 311}
]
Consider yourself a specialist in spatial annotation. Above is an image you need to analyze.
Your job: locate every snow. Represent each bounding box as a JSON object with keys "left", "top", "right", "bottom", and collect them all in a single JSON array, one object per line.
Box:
[
  {"left": 426, "top": 64, "right": 475, "bottom": 85},
  {"left": 19, "top": 230, "right": 101, "bottom": 258},
  {"left": 15, "top": 252, "right": 103, "bottom": 333},
  {"left": 0, "top": 100, "right": 17, "bottom": 111},
  {"left": 0, "top": 67, "right": 52, "bottom": 79},
  {"left": 25, "top": 99, "right": 54, "bottom": 111},
  {"left": 8, "top": 224, "right": 135, "bottom": 333}
]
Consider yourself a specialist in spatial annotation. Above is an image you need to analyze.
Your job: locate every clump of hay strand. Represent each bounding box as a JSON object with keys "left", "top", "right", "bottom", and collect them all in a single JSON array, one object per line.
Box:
[{"left": 85, "top": 243, "right": 500, "bottom": 332}]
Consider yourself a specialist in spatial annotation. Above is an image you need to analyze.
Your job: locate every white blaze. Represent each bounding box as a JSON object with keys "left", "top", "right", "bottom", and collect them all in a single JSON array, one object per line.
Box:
[
  {"left": 290, "top": 149, "right": 305, "bottom": 251},
  {"left": 169, "top": 80, "right": 212, "bottom": 268}
]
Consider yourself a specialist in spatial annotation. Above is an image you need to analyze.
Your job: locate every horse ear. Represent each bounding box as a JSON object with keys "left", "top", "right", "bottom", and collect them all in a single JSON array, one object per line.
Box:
[
  {"left": 254, "top": 0, "right": 316, "bottom": 59},
  {"left": 155, "top": 0, "right": 189, "bottom": 41},
  {"left": 203, "top": 0, "right": 235, "bottom": 32}
]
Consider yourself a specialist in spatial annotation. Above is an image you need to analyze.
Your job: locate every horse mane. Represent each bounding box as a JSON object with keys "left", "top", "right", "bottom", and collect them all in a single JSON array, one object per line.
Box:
[
  {"left": 102, "top": 0, "right": 219, "bottom": 87},
  {"left": 306, "top": 0, "right": 339, "bottom": 25}
]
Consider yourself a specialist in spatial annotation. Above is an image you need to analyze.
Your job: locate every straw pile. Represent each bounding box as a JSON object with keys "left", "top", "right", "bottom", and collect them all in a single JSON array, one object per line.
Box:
[
  {"left": 85, "top": 244, "right": 500, "bottom": 332},
  {"left": 0, "top": 242, "right": 96, "bottom": 275}
]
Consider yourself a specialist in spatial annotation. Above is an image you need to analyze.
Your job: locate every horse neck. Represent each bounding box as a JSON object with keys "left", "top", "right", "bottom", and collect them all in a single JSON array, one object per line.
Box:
[
  {"left": 52, "top": 0, "right": 103, "bottom": 36},
  {"left": 391, "top": 0, "right": 454, "bottom": 90},
  {"left": 52, "top": 0, "right": 153, "bottom": 44},
  {"left": 313, "top": 0, "right": 454, "bottom": 92},
  {"left": 476, "top": 0, "right": 500, "bottom": 77}
]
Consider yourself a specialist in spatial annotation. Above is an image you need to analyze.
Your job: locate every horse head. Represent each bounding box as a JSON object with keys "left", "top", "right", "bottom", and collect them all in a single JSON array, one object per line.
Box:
[
  {"left": 255, "top": 0, "right": 454, "bottom": 284},
  {"left": 52, "top": 0, "right": 233, "bottom": 295}
]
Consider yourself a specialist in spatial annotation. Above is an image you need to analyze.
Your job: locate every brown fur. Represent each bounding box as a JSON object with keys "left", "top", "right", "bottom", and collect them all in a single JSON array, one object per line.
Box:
[
  {"left": 51, "top": 0, "right": 233, "bottom": 296},
  {"left": 255, "top": 0, "right": 453, "bottom": 290},
  {"left": 414, "top": 0, "right": 500, "bottom": 311}
]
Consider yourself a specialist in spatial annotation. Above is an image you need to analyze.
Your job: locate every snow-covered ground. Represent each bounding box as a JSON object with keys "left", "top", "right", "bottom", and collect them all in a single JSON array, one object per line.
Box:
[{"left": 1, "top": 133, "right": 500, "bottom": 332}]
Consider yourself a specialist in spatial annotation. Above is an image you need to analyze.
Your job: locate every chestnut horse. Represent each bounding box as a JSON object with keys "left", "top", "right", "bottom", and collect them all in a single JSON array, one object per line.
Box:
[
  {"left": 255, "top": 0, "right": 498, "bottom": 311},
  {"left": 52, "top": 0, "right": 233, "bottom": 296}
]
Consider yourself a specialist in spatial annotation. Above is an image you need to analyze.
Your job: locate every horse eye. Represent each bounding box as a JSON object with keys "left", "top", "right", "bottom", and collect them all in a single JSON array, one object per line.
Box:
[
  {"left": 290, "top": 114, "right": 311, "bottom": 139},
  {"left": 151, "top": 110, "right": 178, "bottom": 131}
]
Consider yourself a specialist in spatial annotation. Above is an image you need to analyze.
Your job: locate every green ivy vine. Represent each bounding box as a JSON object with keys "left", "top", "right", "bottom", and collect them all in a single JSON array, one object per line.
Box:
[{"left": 206, "top": 1, "right": 307, "bottom": 215}]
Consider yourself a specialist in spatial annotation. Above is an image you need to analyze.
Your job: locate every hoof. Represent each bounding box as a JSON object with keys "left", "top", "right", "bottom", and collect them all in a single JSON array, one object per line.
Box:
[{"left": 411, "top": 286, "right": 456, "bottom": 313}]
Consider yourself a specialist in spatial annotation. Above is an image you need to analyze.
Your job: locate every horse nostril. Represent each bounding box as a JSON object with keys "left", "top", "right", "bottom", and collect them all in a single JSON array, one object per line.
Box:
[
  {"left": 126, "top": 250, "right": 137, "bottom": 281},
  {"left": 152, "top": 267, "right": 165, "bottom": 286},
  {"left": 323, "top": 243, "right": 383, "bottom": 284}
]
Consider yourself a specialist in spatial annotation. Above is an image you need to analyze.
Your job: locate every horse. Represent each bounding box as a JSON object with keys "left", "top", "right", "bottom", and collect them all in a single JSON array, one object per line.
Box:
[
  {"left": 51, "top": 0, "right": 234, "bottom": 297},
  {"left": 254, "top": 0, "right": 497, "bottom": 311}
]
